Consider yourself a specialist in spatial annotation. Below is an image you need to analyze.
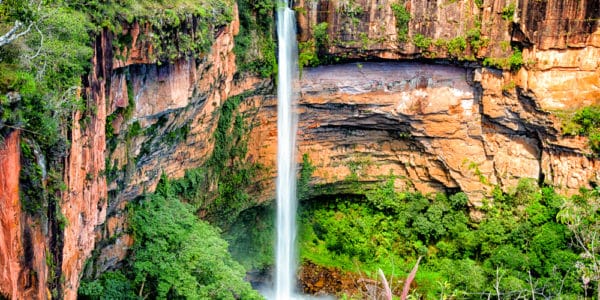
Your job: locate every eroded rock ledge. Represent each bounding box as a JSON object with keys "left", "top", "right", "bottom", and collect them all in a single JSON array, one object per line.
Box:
[{"left": 244, "top": 62, "right": 599, "bottom": 205}]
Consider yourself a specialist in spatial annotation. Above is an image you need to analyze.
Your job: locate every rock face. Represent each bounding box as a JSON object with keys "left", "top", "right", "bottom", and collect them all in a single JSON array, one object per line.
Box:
[
  {"left": 0, "top": 131, "right": 49, "bottom": 299},
  {"left": 0, "top": 131, "right": 22, "bottom": 299},
  {"left": 296, "top": 62, "right": 598, "bottom": 202},
  {"left": 239, "top": 62, "right": 598, "bottom": 205},
  {"left": 0, "top": 131, "right": 25, "bottom": 299},
  {"left": 59, "top": 30, "right": 111, "bottom": 299},
  {"left": 105, "top": 5, "right": 246, "bottom": 201},
  {"left": 91, "top": 2, "right": 272, "bottom": 279},
  {"left": 295, "top": 0, "right": 599, "bottom": 59}
]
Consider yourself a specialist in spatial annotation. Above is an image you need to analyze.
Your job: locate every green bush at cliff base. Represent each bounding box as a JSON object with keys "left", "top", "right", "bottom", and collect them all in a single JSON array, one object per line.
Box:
[
  {"left": 79, "top": 175, "right": 263, "bottom": 300},
  {"left": 299, "top": 178, "right": 589, "bottom": 298}
]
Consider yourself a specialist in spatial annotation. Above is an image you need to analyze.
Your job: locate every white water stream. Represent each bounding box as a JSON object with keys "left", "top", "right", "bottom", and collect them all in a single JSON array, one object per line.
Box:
[{"left": 274, "top": 2, "right": 299, "bottom": 299}]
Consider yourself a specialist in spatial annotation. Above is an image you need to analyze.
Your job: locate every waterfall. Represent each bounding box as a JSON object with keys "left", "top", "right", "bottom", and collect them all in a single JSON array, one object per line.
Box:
[{"left": 275, "top": 1, "right": 299, "bottom": 299}]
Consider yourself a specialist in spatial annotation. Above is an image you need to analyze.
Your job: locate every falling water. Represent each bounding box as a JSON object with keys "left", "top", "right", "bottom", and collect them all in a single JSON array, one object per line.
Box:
[{"left": 275, "top": 1, "right": 299, "bottom": 299}]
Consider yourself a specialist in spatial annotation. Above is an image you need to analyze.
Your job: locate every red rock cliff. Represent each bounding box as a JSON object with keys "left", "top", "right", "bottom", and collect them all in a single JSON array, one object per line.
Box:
[
  {"left": 0, "top": 131, "right": 24, "bottom": 299},
  {"left": 0, "top": 131, "right": 50, "bottom": 299},
  {"left": 59, "top": 30, "right": 111, "bottom": 299}
]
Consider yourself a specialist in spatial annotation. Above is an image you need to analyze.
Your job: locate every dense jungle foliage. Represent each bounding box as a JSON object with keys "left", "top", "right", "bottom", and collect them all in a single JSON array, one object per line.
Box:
[
  {"left": 78, "top": 175, "right": 263, "bottom": 299},
  {"left": 212, "top": 156, "right": 600, "bottom": 299},
  {"left": 300, "top": 178, "right": 600, "bottom": 299}
]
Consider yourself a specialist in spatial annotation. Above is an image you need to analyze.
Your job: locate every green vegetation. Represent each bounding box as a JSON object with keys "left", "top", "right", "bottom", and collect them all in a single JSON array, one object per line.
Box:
[
  {"left": 68, "top": 0, "right": 233, "bottom": 62},
  {"left": 313, "top": 22, "right": 330, "bottom": 49},
  {"left": 502, "top": 2, "right": 516, "bottom": 21},
  {"left": 483, "top": 47, "right": 523, "bottom": 71},
  {"left": 298, "top": 153, "right": 316, "bottom": 201},
  {"left": 447, "top": 36, "right": 467, "bottom": 57},
  {"left": 298, "top": 40, "right": 318, "bottom": 77},
  {"left": 234, "top": 0, "right": 277, "bottom": 78},
  {"left": 299, "top": 22, "right": 329, "bottom": 75},
  {"left": 19, "top": 139, "right": 47, "bottom": 215},
  {"left": 78, "top": 271, "right": 136, "bottom": 299},
  {"left": 202, "top": 94, "right": 262, "bottom": 226},
  {"left": 561, "top": 106, "right": 600, "bottom": 154},
  {"left": 557, "top": 188, "right": 600, "bottom": 299},
  {"left": 391, "top": 2, "right": 411, "bottom": 42},
  {"left": 79, "top": 175, "right": 262, "bottom": 299},
  {"left": 467, "top": 27, "right": 487, "bottom": 53},
  {"left": 1, "top": 3, "right": 92, "bottom": 147},
  {"left": 413, "top": 33, "right": 432, "bottom": 50},
  {"left": 299, "top": 177, "right": 596, "bottom": 298},
  {"left": 224, "top": 204, "right": 275, "bottom": 270}
]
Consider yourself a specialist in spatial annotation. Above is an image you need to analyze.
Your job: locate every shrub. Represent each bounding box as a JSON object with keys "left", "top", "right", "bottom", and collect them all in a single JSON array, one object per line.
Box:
[
  {"left": 391, "top": 2, "right": 410, "bottom": 42},
  {"left": 502, "top": 2, "right": 516, "bottom": 21},
  {"left": 313, "top": 22, "right": 330, "bottom": 49},
  {"left": 299, "top": 179, "right": 585, "bottom": 297},
  {"left": 561, "top": 106, "right": 600, "bottom": 154},
  {"left": 447, "top": 36, "right": 467, "bottom": 57},
  {"left": 79, "top": 271, "right": 136, "bottom": 300},
  {"left": 573, "top": 106, "right": 600, "bottom": 135},
  {"left": 413, "top": 34, "right": 432, "bottom": 50}
]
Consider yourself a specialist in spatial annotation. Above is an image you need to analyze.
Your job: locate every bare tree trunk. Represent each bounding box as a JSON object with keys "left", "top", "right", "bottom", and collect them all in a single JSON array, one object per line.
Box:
[
  {"left": 528, "top": 270, "right": 536, "bottom": 300},
  {"left": 0, "top": 21, "right": 33, "bottom": 47}
]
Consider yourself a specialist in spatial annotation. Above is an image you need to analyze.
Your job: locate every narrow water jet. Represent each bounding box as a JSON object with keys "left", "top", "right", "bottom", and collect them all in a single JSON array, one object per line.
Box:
[{"left": 275, "top": 1, "right": 299, "bottom": 299}]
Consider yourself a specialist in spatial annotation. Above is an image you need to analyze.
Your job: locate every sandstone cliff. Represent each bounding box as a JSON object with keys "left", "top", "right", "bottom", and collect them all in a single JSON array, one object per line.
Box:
[
  {"left": 284, "top": 0, "right": 600, "bottom": 202},
  {"left": 88, "top": 2, "right": 274, "bottom": 281},
  {"left": 295, "top": 0, "right": 599, "bottom": 59},
  {"left": 88, "top": 0, "right": 599, "bottom": 292},
  {"left": 1, "top": 0, "right": 599, "bottom": 298},
  {"left": 0, "top": 131, "right": 49, "bottom": 300}
]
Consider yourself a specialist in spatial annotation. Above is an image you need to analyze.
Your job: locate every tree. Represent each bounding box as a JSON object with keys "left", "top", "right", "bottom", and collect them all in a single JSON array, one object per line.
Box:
[
  {"left": 0, "top": 0, "right": 41, "bottom": 47},
  {"left": 129, "top": 177, "right": 263, "bottom": 299},
  {"left": 557, "top": 188, "right": 600, "bottom": 298}
]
